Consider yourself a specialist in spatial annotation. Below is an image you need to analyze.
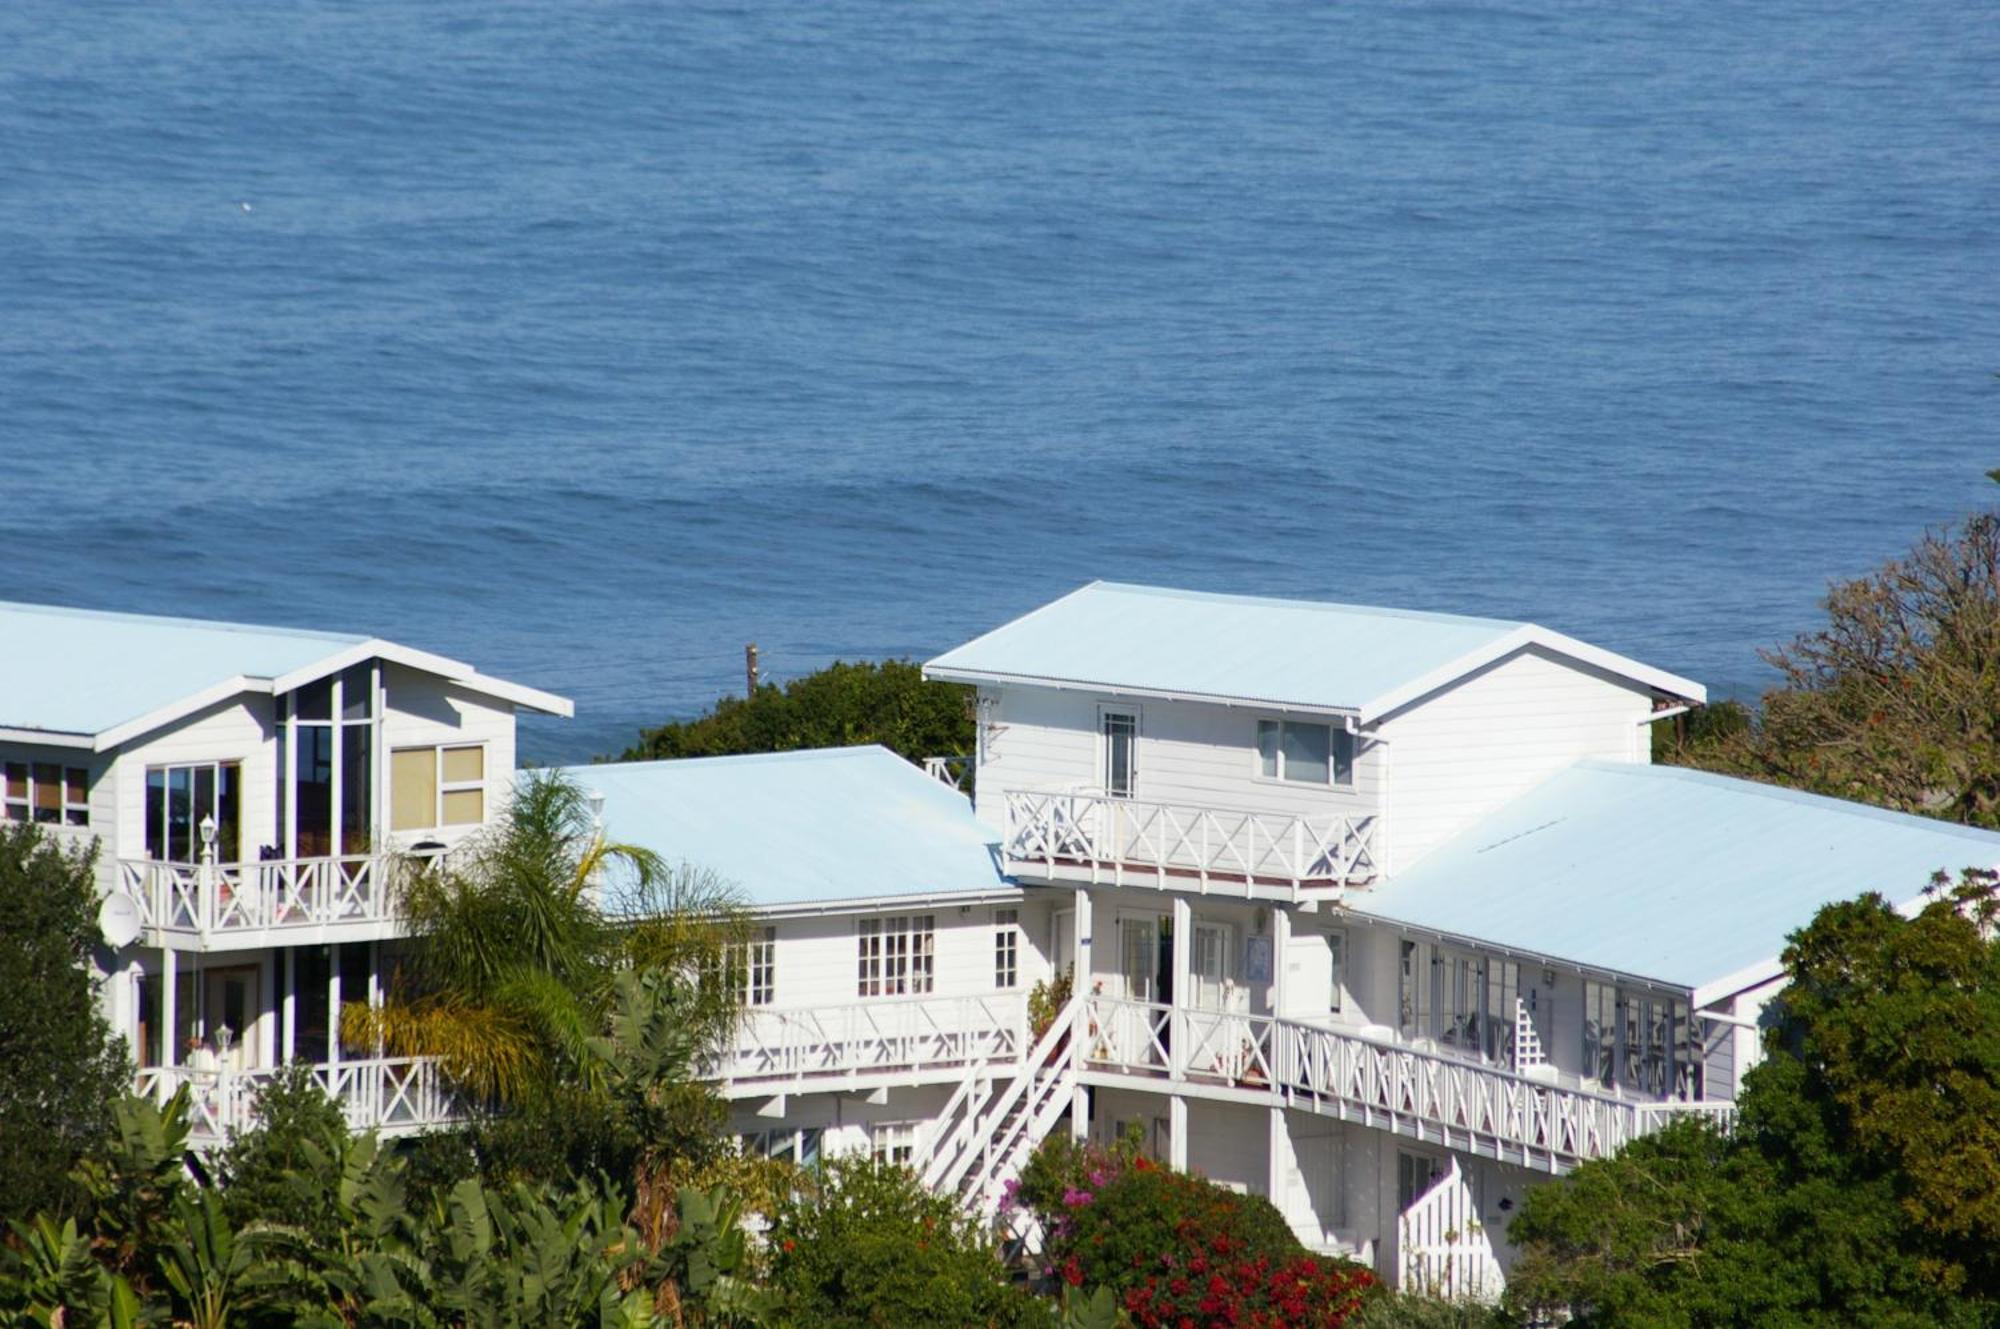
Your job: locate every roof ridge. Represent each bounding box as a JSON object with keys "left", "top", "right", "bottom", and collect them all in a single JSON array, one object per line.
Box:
[
  {"left": 1572, "top": 759, "right": 2000, "bottom": 844},
  {"left": 1088, "top": 581, "right": 1527, "bottom": 632},
  {"left": 0, "top": 598, "right": 368, "bottom": 644}
]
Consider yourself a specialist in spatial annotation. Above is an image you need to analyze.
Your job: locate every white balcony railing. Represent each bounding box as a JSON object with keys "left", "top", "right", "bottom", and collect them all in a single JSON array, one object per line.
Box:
[
  {"left": 119, "top": 855, "right": 410, "bottom": 937},
  {"left": 716, "top": 992, "right": 1028, "bottom": 1090},
  {"left": 1003, "top": 790, "right": 1380, "bottom": 892},
  {"left": 133, "top": 1056, "right": 459, "bottom": 1143},
  {"left": 1079, "top": 997, "right": 1731, "bottom": 1168}
]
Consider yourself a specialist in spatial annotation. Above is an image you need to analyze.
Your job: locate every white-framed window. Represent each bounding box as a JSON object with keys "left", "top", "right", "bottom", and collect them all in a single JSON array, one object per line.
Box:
[
  {"left": 994, "top": 907, "right": 1020, "bottom": 989},
  {"left": 389, "top": 744, "right": 487, "bottom": 832},
  {"left": 1100, "top": 708, "right": 1138, "bottom": 798},
  {"left": 743, "top": 1126, "right": 823, "bottom": 1169},
  {"left": 857, "top": 915, "right": 935, "bottom": 997},
  {"left": 742, "top": 925, "right": 776, "bottom": 1006},
  {"left": 3, "top": 761, "right": 89, "bottom": 827},
  {"left": 870, "top": 1121, "right": 916, "bottom": 1166},
  {"left": 1255, "top": 719, "right": 1355, "bottom": 786}
]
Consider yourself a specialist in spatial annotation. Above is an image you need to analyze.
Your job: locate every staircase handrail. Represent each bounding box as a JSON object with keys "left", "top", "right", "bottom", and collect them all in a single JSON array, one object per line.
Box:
[{"left": 940, "top": 993, "right": 1081, "bottom": 1197}]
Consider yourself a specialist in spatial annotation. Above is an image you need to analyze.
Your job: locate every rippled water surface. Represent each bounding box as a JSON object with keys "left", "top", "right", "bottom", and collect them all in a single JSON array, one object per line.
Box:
[{"left": 3, "top": 1, "right": 1995, "bottom": 758}]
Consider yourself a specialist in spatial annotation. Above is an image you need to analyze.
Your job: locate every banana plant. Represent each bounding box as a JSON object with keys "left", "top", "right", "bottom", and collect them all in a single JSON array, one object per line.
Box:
[
  {"left": 157, "top": 1190, "right": 255, "bottom": 1329},
  {"left": 0, "top": 1214, "right": 143, "bottom": 1328}
]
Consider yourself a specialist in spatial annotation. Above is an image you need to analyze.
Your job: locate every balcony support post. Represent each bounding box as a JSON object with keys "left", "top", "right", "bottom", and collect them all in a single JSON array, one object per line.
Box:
[
  {"left": 161, "top": 945, "right": 178, "bottom": 1071},
  {"left": 1169, "top": 1093, "right": 1188, "bottom": 1172},
  {"left": 1170, "top": 896, "right": 1190, "bottom": 1083},
  {"left": 1071, "top": 886, "right": 1093, "bottom": 1140}
]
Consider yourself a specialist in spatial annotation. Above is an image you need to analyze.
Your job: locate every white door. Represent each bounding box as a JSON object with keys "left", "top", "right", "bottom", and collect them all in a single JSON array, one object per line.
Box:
[{"left": 1191, "top": 922, "right": 1237, "bottom": 1011}]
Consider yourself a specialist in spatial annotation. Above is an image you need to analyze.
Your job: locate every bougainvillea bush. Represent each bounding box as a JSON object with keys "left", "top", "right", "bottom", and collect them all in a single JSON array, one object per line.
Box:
[{"left": 1015, "top": 1132, "right": 1376, "bottom": 1328}]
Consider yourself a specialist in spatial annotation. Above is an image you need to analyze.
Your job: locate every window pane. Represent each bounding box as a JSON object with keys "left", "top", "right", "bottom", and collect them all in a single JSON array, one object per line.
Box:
[
  {"left": 440, "top": 788, "right": 484, "bottom": 826},
  {"left": 341, "top": 726, "right": 372, "bottom": 854},
  {"left": 391, "top": 749, "right": 438, "bottom": 831},
  {"left": 1257, "top": 721, "right": 1281, "bottom": 778},
  {"left": 3, "top": 763, "right": 25, "bottom": 799},
  {"left": 216, "top": 765, "right": 240, "bottom": 861},
  {"left": 65, "top": 768, "right": 86, "bottom": 805},
  {"left": 1281, "top": 723, "right": 1331, "bottom": 784},
  {"left": 295, "top": 677, "right": 333, "bottom": 722},
  {"left": 146, "top": 769, "right": 167, "bottom": 859},
  {"left": 1103, "top": 714, "right": 1136, "bottom": 797},
  {"left": 1332, "top": 730, "right": 1356, "bottom": 785},
  {"left": 168, "top": 767, "right": 195, "bottom": 861},
  {"left": 340, "top": 664, "right": 373, "bottom": 720},
  {"left": 32, "top": 764, "right": 60, "bottom": 821},
  {"left": 296, "top": 728, "right": 335, "bottom": 857},
  {"left": 441, "top": 745, "right": 484, "bottom": 783}
]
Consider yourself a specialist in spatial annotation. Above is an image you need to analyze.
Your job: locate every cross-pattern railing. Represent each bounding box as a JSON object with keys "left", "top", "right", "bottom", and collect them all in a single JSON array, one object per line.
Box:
[
  {"left": 133, "top": 1057, "right": 459, "bottom": 1143},
  {"left": 1003, "top": 790, "right": 1380, "bottom": 892},
  {"left": 120, "top": 855, "right": 411, "bottom": 937},
  {"left": 717, "top": 993, "right": 1027, "bottom": 1089},
  {"left": 1398, "top": 1156, "right": 1504, "bottom": 1301},
  {"left": 1079, "top": 997, "right": 1731, "bottom": 1169}
]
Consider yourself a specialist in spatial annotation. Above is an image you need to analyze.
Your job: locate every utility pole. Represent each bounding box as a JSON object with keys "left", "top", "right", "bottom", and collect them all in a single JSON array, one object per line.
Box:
[{"left": 745, "top": 643, "right": 760, "bottom": 696}]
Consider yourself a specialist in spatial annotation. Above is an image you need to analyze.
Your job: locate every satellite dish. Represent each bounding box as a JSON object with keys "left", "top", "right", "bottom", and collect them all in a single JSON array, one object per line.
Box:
[{"left": 97, "top": 893, "right": 142, "bottom": 949}]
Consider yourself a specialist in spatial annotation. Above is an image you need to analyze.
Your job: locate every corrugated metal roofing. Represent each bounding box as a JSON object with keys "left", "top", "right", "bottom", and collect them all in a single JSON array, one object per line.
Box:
[
  {"left": 927, "top": 582, "right": 1525, "bottom": 714},
  {"left": 550, "top": 746, "right": 1010, "bottom": 910},
  {"left": 0, "top": 600, "right": 367, "bottom": 737},
  {"left": 1355, "top": 761, "right": 2000, "bottom": 994}
]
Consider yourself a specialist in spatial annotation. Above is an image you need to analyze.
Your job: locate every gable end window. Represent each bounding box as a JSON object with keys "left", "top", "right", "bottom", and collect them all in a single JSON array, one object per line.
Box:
[
  {"left": 1256, "top": 720, "right": 1355, "bottom": 786},
  {"left": 390, "top": 744, "right": 488, "bottom": 832}
]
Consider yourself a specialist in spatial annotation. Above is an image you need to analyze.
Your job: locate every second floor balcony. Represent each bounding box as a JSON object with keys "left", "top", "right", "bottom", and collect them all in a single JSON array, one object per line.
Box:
[
  {"left": 119, "top": 853, "right": 420, "bottom": 947},
  {"left": 1002, "top": 788, "right": 1381, "bottom": 896}
]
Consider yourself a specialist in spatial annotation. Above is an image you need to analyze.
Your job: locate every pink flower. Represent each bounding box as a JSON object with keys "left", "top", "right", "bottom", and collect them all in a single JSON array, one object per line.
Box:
[{"left": 1062, "top": 1186, "right": 1095, "bottom": 1208}]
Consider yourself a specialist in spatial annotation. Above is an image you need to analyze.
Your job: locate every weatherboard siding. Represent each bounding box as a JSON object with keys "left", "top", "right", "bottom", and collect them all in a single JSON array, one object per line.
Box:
[
  {"left": 1372, "top": 646, "right": 1654, "bottom": 872},
  {"left": 111, "top": 694, "right": 279, "bottom": 864},
  {"left": 972, "top": 684, "right": 1380, "bottom": 836},
  {"left": 379, "top": 664, "right": 518, "bottom": 852}
]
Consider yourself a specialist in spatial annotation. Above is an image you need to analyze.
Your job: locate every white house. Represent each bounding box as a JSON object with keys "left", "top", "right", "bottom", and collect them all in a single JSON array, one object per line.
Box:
[
  {"left": 583, "top": 582, "right": 2000, "bottom": 1296},
  {"left": 0, "top": 599, "right": 571, "bottom": 1143},
  {"left": 15, "top": 584, "right": 2000, "bottom": 1299}
]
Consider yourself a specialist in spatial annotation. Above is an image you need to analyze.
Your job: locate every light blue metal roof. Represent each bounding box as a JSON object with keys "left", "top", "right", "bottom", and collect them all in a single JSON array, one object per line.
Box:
[
  {"left": 553, "top": 746, "right": 1010, "bottom": 910},
  {"left": 1356, "top": 761, "right": 2000, "bottom": 995},
  {"left": 0, "top": 600, "right": 367, "bottom": 738},
  {"left": 927, "top": 582, "right": 1576, "bottom": 715}
]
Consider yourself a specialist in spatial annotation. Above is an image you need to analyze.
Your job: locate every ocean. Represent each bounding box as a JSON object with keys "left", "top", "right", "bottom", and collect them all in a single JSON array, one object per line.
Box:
[{"left": 2, "top": 0, "right": 1994, "bottom": 760}]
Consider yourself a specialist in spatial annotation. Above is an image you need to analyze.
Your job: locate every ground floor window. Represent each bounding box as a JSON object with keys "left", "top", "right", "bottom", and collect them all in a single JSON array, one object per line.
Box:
[
  {"left": 870, "top": 1122, "right": 916, "bottom": 1165},
  {"left": 742, "top": 1126, "right": 823, "bottom": 1169},
  {"left": 2, "top": 761, "right": 90, "bottom": 827},
  {"left": 857, "top": 915, "right": 935, "bottom": 997}
]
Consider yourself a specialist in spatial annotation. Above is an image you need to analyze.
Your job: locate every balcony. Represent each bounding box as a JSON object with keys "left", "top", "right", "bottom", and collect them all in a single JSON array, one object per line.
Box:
[
  {"left": 133, "top": 1056, "right": 459, "bottom": 1146},
  {"left": 1077, "top": 996, "right": 1735, "bottom": 1171},
  {"left": 1002, "top": 789, "right": 1380, "bottom": 896},
  {"left": 119, "top": 854, "right": 413, "bottom": 947},
  {"left": 715, "top": 992, "right": 1028, "bottom": 1096}
]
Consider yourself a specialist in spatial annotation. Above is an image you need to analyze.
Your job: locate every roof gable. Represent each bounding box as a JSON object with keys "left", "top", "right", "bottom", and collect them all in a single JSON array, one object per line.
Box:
[
  {"left": 1354, "top": 761, "right": 2000, "bottom": 997},
  {"left": 0, "top": 600, "right": 571, "bottom": 747},
  {"left": 925, "top": 582, "right": 1702, "bottom": 719}
]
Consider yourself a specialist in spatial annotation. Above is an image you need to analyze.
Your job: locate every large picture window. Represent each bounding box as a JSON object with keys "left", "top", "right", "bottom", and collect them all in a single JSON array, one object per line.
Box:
[
  {"left": 857, "top": 915, "right": 935, "bottom": 997},
  {"left": 281, "top": 664, "right": 375, "bottom": 858},
  {"left": 1256, "top": 720, "right": 1355, "bottom": 786},
  {"left": 4, "top": 762, "right": 89, "bottom": 827},
  {"left": 144, "top": 762, "right": 238, "bottom": 862}
]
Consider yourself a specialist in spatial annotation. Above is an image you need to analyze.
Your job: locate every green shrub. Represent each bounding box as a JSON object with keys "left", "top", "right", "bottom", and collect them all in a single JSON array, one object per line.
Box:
[
  {"left": 216, "top": 1062, "right": 350, "bottom": 1238},
  {"left": 768, "top": 1154, "right": 1052, "bottom": 1329}
]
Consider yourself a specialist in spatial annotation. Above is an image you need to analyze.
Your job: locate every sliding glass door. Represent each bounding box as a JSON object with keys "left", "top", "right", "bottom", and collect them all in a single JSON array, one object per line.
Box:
[{"left": 144, "top": 762, "right": 241, "bottom": 863}]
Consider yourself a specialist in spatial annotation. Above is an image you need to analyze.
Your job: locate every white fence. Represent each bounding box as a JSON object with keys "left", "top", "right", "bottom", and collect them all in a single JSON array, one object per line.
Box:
[
  {"left": 718, "top": 993, "right": 1027, "bottom": 1089},
  {"left": 1003, "top": 790, "right": 1380, "bottom": 892},
  {"left": 1398, "top": 1157, "right": 1505, "bottom": 1301},
  {"left": 120, "top": 855, "right": 405, "bottom": 936},
  {"left": 133, "top": 1056, "right": 459, "bottom": 1143},
  {"left": 1080, "top": 997, "right": 1729, "bottom": 1168}
]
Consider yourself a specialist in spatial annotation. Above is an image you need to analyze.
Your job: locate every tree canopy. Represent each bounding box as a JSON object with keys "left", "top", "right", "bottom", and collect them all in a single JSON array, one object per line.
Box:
[
  {"left": 619, "top": 659, "right": 973, "bottom": 767},
  {"left": 0, "top": 822, "right": 129, "bottom": 1224},
  {"left": 1664, "top": 505, "right": 2000, "bottom": 829},
  {"left": 1504, "top": 871, "right": 2000, "bottom": 1327}
]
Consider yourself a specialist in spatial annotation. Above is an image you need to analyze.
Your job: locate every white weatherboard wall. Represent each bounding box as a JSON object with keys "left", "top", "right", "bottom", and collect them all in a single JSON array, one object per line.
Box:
[
  {"left": 1373, "top": 646, "right": 1655, "bottom": 871},
  {"left": 112, "top": 695, "right": 279, "bottom": 864},
  {"left": 972, "top": 685, "right": 1381, "bottom": 837},
  {"left": 750, "top": 904, "right": 1040, "bottom": 1011},
  {"left": 379, "top": 663, "right": 520, "bottom": 853}
]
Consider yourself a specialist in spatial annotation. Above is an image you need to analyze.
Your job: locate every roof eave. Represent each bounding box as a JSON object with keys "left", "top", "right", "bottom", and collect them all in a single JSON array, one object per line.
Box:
[
  {"left": 0, "top": 725, "right": 97, "bottom": 750},
  {"left": 747, "top": 884, "right": 1023, "bottom": 919}
]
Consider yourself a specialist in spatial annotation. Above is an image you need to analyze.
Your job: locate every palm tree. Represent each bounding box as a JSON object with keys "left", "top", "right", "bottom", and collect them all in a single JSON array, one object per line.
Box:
[{"left": 344, "top": 769, "right": 750, "bottom": 1116}]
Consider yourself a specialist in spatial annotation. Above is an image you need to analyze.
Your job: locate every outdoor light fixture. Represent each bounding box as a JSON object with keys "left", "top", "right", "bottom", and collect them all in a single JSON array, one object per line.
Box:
[
  {"left": 199, "top": 813, "right": 216, "bottom": 848},
  {"left": 587, "top": 789, "right": 606, "bottom": 829}
]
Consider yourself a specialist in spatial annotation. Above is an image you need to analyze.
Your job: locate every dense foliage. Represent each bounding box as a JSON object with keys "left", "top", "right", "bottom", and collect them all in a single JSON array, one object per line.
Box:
[
  {"left": 1504, "top": 871, "right": 2000, "bottom": 1327},
  {"left": 767, "top": 1155, "right": 1054, "bottom": 1329},
  {"left": 345, "top": 770, "right": 749, "bottom": 1189},
  {"left": 1663, "top": 505, "right": 2000, "bottom": 829},
  {"left": 0, "top": 822, "right": 129, "bottom": 1224},
  {"left": 620, "top": 660, "right": 973, "bottom": 768},
  {"left": 1017, "top": 1133, "right": 1375, "bottom": 1329}
]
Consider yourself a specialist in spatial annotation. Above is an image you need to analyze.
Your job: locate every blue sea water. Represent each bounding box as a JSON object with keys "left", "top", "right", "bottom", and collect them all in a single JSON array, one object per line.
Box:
[{"left": 1, "top": 1, "right": 1995, "bottom": 761}]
